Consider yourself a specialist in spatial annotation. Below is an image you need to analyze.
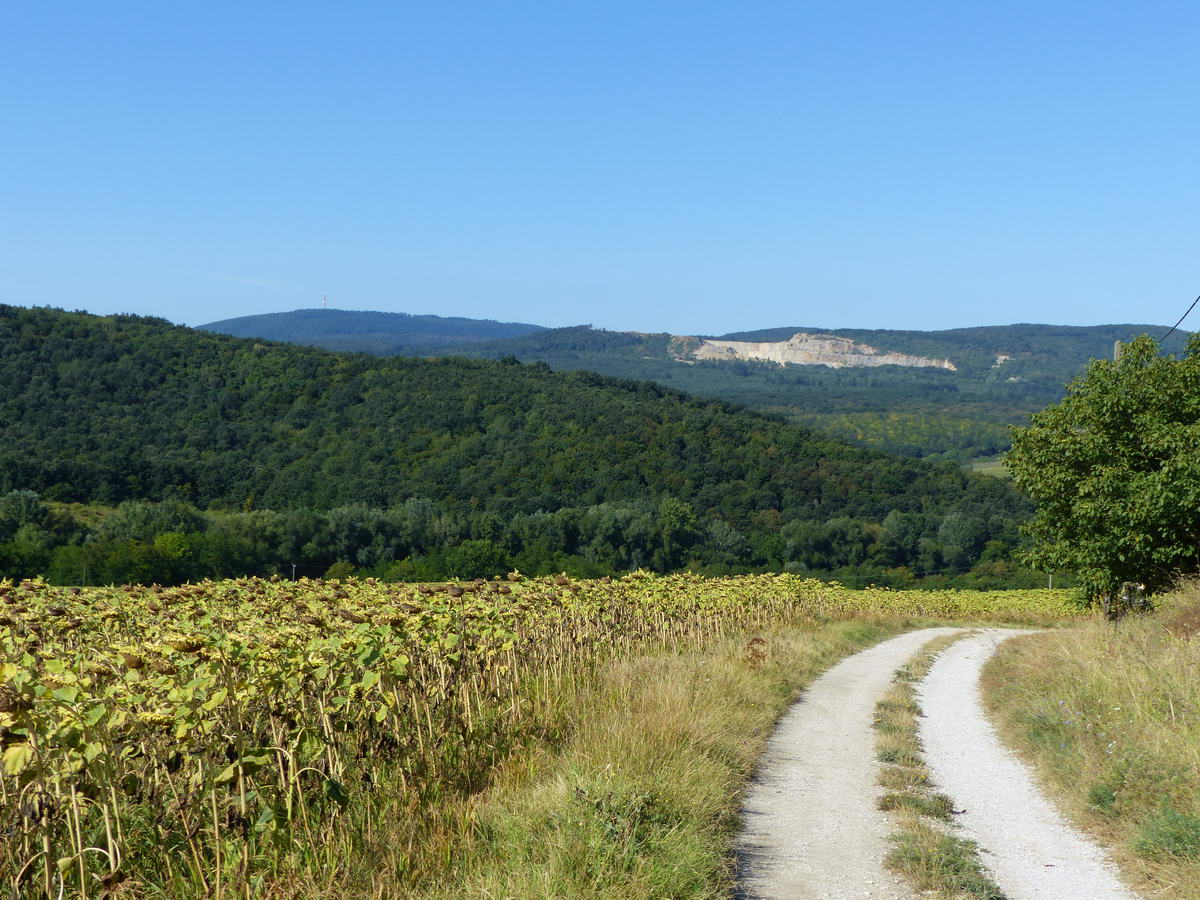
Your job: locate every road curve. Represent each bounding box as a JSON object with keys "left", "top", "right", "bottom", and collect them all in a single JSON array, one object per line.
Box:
[
  {"left": 735, "top": 627, "right": 963, "bottom": 899},
  {"left": 918, "top": 629, "right": 1140, "bottom": 900}
]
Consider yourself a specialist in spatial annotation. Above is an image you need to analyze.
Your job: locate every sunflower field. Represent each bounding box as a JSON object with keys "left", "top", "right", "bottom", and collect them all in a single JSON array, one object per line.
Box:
[{"left": 0, "top": 573, "right": 1081, "bottom": 897}]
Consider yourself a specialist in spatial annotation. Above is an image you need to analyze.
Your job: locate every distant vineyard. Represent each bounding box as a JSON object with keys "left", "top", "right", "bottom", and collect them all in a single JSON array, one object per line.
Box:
[{"left": 0, "top": 574, "right": 1082, "bottom": 896}]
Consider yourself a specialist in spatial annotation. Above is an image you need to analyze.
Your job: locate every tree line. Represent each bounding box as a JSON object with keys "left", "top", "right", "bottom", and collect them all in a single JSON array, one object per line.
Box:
[{"left": 0, "top": 490, "right": 1050, "bottom": 589}]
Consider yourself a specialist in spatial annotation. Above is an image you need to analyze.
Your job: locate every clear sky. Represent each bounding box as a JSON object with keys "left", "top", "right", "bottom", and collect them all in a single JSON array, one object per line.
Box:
[{"left": 3, "top": 2, "right": 1197, "bottom": 335}]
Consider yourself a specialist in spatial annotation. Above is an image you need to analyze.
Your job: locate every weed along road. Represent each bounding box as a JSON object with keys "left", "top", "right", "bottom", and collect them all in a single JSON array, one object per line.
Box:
[
  {"left": 736, "top": 627, "right": 961, "bottom": 899},
  {"left": 737, "top": 628, "right": 1142, "bottom": 900}
]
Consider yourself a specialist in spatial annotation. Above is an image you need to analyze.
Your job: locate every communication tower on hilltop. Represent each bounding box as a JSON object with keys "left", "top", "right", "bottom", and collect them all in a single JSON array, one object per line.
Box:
[{"left": 322, "top": 293, "right": 327, "bottom": 309}]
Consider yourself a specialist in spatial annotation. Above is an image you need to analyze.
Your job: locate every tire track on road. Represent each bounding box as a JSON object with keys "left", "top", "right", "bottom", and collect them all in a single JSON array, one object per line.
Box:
[
  {"left": 736, "top": 627, "right": 962, "bottom": 899},
  {"left": 918, "top": 629, "right": 1139, "bottom": 900}
]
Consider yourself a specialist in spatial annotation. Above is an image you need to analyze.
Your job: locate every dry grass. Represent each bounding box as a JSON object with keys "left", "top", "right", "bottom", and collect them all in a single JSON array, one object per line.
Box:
[
  {"left": 270, "top": 612, "right": 1071, "bottom": 897},
  {"left": 983, "top": 585, "right": 1200, "bottom": 898},
  {"left": 397, "top": 618, "right": 910, "bottom": 899},
  {"left": 874, "top": 633, "right": 1006, "bottom": 899}
]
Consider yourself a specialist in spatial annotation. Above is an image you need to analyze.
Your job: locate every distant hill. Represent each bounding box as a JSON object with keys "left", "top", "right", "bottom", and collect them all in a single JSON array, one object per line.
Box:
[
  {"left": 713, "top": 323, "right": 1187, "bottom": 373},
  {"left": 200, "top": 308, "right": 544, "bottom": 354},
  {"left": 422, "top": 322, "right": 1190, "bottom": 462},
  {"left": 0, "top": 304, "right": 1051, "bottom": 585},
  {"left": 443, "top": 321, "right": 1187, "bottom": 377},
  {"left": 196, "top": 311, "right": 1191, "bottom": 462}
]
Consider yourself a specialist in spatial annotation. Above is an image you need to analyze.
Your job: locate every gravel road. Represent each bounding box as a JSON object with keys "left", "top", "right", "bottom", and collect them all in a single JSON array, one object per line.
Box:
[
  {"left": 736, "top": 627, "right": 1142, "bottom": 900},
  {"left": 919, "top": 629, "right": 1140, "bottom": 900},
  {"left": 735, "top": 627, "right": 962, "bottom": 899}
]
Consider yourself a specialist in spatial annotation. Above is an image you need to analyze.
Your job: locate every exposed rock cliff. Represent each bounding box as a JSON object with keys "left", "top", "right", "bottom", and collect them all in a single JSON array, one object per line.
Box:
[{"left": 685, "top": 332, "right": 957, "bottom": 370}]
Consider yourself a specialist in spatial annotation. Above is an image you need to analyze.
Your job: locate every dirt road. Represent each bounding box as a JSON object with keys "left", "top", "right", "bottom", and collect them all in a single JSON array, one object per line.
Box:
[
  {"left": 919, "top": 629, "right": 1138, "bottom": 900},
  {"left": 736, "top": 627, "right": 960, "bottom": 899},
  {"left": 736, "top": 627, "right": 1139, "bottom": 900}
]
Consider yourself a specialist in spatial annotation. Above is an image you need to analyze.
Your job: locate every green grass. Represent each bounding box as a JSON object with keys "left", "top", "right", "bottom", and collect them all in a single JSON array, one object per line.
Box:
[
  {"left": 879, "top": 791, "right": 954, "bottom": 819},
  {"left": 1133, "top": 807, "right": 1200, "bottom": 860},
  {"left": 968, "top": 455, "right": 1010, "bottom": 478},
  {"left": 887, "top": 822, "right": 1006, "bottom": 900},
  {"left": 873, "top": 632, "right": 1007, "bottom": 899}
]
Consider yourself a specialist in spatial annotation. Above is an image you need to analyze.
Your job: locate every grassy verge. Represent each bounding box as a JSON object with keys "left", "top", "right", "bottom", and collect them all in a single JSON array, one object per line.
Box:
[
  {"left": 982, "top": 586, "right": 1200, "bottom": 898},
  {"left": 874, "top": 632, "right": 1006, "bottom": 900},
  {"left": 396, "top": 617, "right": 912, "bottom": 898},
  {"left": 331, "top": 616, "right": 1078, "bottom": 897}
]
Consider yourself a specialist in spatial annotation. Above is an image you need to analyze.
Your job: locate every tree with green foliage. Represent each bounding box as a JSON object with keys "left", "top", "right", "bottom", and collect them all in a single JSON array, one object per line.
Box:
[{"left": 1008, "top": 334, "right": 1200, "bottom": 601}]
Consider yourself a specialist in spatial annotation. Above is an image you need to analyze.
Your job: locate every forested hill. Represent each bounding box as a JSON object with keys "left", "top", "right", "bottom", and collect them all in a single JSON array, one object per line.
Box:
[
  {"left": 434, "top": 322, "right": 1189, "bottom": 384},
  {"left": 714, "top": 323, "right": 1188, "bottom": 372},
  {"left": 1, "top": 305, "right": 1015, "bottom": 520},
  {"left": 193, "top": 315, "right": 1188, "bottom": 462},
  {"left": 424, "top": 322, "right": 1189, "bottom": 462},
  {"left": 0, "top": 306, "right": 1032, "bottom": 583},
  {"left": 200, "top": 308, "right": 544, "bottom": 354}
]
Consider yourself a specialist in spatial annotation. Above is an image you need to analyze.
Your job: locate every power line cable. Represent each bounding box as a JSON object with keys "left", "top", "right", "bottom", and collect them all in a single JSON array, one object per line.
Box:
[{"left": 1159, "top": 292, "right": 1200, "bottom": 345}]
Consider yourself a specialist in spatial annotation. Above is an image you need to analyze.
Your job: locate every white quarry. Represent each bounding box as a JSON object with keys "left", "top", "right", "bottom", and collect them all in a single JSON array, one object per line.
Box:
[{"left": 685, "top": 332, "right": 957, "bottom": 370}]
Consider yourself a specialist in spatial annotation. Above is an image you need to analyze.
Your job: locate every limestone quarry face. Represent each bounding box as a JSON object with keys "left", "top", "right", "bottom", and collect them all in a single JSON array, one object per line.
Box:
[{"left": 686, "top": 332, "right": 957, "bottom": 370}]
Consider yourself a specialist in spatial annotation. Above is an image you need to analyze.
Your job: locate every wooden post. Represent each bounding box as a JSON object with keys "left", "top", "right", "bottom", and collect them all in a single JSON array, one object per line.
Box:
[{"left": 1114, "top": 340, "right": 1123, "bottom": 361}]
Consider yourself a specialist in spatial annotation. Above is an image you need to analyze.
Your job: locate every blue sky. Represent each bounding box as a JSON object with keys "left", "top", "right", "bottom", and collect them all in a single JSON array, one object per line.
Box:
[{"left": 2, "top": 2, "right": 1197, "bottom": 335}]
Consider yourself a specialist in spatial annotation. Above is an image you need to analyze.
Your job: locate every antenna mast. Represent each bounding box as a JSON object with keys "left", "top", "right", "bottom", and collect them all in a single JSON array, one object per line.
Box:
[{"left": 322, "top": 293, "right": 327, "bottom": 309}]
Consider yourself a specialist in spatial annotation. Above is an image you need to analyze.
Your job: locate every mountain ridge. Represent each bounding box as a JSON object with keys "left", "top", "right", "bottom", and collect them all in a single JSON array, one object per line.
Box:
[
  {"left": 413, "top": 320, "right": 1190, "bottom": 462},
  {"left": 200, "top": 307, "right": 544, "bottom": 355},
  {"left": 190, "top": 308, "right": 1192, "bottom": 462},
  {"left": 199, "top": 308, "right": 1185, "bottom": 370}
]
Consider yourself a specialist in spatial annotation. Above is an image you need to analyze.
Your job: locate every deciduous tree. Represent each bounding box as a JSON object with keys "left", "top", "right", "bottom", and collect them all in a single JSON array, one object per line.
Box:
[{"left": 1008, "top": 334, "right": 1200, "bottom": 600}]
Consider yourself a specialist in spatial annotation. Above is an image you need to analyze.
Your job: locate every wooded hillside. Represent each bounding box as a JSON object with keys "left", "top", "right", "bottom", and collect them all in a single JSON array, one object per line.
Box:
[{"left": 0, "top": 306, "right": 1035, "bottom": 584}]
